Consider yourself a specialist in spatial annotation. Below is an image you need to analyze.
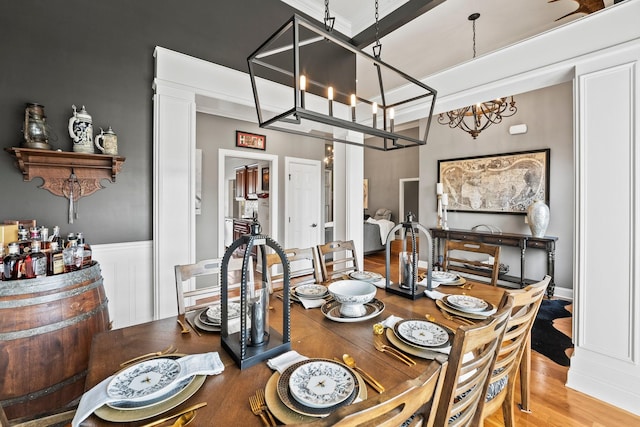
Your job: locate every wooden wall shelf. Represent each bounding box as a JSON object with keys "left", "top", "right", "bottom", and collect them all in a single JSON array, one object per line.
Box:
[{"left": 5, "top": 147, "right": 125, "bottom": 200}]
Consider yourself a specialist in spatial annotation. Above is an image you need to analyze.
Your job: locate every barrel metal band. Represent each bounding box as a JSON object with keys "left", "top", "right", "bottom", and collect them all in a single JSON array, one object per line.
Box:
[
  {"left": 0, "top": 299, "right": 109, "bottom": 340},
  {"left": 0, "top": 370, "right": 87, "bottom": 408},
  {"left": 0, "top": 277, "right": 103, "bottom": 309},
  {"left": 0, "top": 264, "right": 101, "bottom": 297}
]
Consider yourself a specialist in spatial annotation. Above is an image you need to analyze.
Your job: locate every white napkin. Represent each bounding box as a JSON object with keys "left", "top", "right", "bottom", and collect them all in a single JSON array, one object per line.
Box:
[
  {"left": 72, "top": 352, "right": 224, "bottom": 427},
  {"left": 298, "top": 297, "right": 326, "bottom": 309},
  {"left": 372, "top": 278, "right": 388, "bottom": 288},
  {"left": 424, "top": 290, "right": 447, "bottom": 300},
  {"left": 417, "top": 277, "right": 440, "bottom": 288},
  {"left": 267, "top": 350, "right": 308, "bottom": 374}
]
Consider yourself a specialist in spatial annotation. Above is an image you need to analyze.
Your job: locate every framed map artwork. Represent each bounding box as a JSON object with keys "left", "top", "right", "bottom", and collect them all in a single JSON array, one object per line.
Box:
[{"left": 437, "top": 149, "right": 550, "bottom": 214}]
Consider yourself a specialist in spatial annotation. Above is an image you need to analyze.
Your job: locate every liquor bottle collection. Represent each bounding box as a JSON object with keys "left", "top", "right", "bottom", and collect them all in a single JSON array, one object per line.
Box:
[{"left": 1, "top": 224, "right": 92, "bottom": 281}]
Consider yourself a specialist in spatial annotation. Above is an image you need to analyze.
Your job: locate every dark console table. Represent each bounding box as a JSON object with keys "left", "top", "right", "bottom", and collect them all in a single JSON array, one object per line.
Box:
[{"left": 429, "top": 227, "right": 558, "bottom": 297}]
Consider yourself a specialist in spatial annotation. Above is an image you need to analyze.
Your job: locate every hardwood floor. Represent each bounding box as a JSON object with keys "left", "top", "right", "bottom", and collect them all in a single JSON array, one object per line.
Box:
[{"left": 363, "top": 243, "right": 640, "bottom": 426}]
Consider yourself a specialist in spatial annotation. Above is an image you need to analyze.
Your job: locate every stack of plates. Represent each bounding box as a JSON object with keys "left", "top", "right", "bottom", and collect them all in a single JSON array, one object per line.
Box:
[
  {"left": 95, "top": 355, "right": 206, "bottom": 422},
  {"left": 264, "top": 359, "right": 363, "bottom": 423},
  {"left": 384, "top": 319, "right": 454, "bottom": 359},
  {"left": 192, "top": 302, "right": 242, "bottom": 332},
  {"left": 294, "top": 284, "right": 329, "bottom": 300},
  {"left": 437, "top": 295, "right": 497, "bottom": 320},
  {"left": 431, "top": 271, "right": 462, "bottom": 285},
  {"left": 348, "top": 271, "right": 382, "bottom": 282}
]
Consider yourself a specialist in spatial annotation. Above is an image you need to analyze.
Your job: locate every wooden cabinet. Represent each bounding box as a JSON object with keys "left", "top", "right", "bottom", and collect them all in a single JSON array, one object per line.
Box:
[
  {"left": 233, "top": 219, "right": 256, "bottom": 256},
  {"left": 245, "top": 166, "right": 258, "bottom": 197},
  {"left": 235, "top": 167, "right": 246, "bottom": 199},
  {"left": 234, "top": 165, "right": 258, "bottom": 199}
]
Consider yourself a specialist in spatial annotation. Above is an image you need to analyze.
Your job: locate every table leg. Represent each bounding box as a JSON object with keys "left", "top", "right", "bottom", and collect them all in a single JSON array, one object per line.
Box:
[
  {"left": 519, "top": 333, "right": 532, "bottom": 413},
  {"left": 547, "top": 242, "right": 556, "bottom": 297}
]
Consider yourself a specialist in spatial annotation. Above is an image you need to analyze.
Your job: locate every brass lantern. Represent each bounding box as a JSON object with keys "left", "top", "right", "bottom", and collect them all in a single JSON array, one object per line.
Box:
[
  {"left": 385, "top": 213, "right": 433, "bottom": 299},
  {"left": 221, "top": 219, "right": 291, "bottom": 369}
]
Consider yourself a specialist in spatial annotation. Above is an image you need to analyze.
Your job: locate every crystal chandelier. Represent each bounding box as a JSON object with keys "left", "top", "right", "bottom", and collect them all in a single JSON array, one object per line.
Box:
[
  {"left": 247, "top": 1, "right": 437, "bottom": 151},
  {"left": 438, "top": 13, "right": 517, "bottom": 139}
]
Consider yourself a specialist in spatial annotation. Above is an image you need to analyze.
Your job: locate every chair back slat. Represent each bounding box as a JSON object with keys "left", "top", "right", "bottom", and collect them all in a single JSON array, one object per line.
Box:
[
  {"left": 288, "top": 360, "right": 447, "bottom": 427},
  {"left": 317, "top": 240, "right": 359, "bottom": 282},
  {"left": 265, "top": 247, "right": 321, "bottom": 292},
  {"left": 474, "top": 275, "right": 551, "bottom": 426},
  {"left": 434, "top": 297, "right": 512, "bottom": 427},
  {"left": 443, "top": 240, "right": 501, "bottom": 286}
]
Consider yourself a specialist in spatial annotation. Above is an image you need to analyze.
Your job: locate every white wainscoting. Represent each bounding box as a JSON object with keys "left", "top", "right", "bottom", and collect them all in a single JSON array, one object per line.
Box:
[{"left": 92, "top": 241, "right": 154, "bottom": 329}]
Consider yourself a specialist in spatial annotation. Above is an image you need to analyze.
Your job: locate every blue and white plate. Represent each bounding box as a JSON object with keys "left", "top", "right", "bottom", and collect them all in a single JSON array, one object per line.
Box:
[
  {"left": 393, "top": 319, "right": 452, "bottom": 349},
  {"left": 443, "top": 295, "right": 489, "bottom": 313},
  {"left": 295, "top": 284, "right": 328, "bottom": 299},
  {"left": 288, "top": 360, "right": 355, "bottom": 409},
  {"left": 107, "top": 358, "right": 181, "bottom": 402}
]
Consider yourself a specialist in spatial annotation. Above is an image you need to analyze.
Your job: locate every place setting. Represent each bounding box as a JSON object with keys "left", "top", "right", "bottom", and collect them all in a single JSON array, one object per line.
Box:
[
  {"left": 71, "top": 352, "right": 224, "bottom": 426},
  {"left": 421, "top": 270, "right": 467, "bottom": 287},
  {"left": 188, "top": 301, "right": 242, "bottom": 333},
  {"left": 374, "top": 315, "right": 455, "bottom": 359},
  {"left": 321, "top": 280, "right": 385, "bottom": 323},
  {"left": 436, "top": 293, "right": 497, "bottom": 320},
  {"left": 288, "top": 284, "right": 334, "bottom": 309},
  {"left": 262, "top": 352, "right": 367, "bottom": 424}
]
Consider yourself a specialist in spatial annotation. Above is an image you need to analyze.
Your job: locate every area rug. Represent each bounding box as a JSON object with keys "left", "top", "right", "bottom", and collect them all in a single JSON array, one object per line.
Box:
[{"left": 531, "top": 299, "right": 573, "bottom": 366}]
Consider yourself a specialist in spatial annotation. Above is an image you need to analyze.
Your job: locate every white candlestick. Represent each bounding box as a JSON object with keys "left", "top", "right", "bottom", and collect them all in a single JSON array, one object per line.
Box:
[
  {"left": 300, "top": 75, "right": 306, "bottom": 108},
  {"left": 442, "top": 193, "right": 448, "bottom": 206},
  {"left": 436, "top": 183, "right": 443, "bottom": 195},
  {"left": 372, "top": 102, "right": 377, "bottom": 129},
  {"left": 351, "top": 94, "right": 356, "bottom": 122}
]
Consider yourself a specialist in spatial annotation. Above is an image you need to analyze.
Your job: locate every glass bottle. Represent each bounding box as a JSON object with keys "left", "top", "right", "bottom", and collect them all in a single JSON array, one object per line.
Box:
[
  {"left": 50, "top": 225, "right": 64, "bottom": 248},
  {"left": 63, "top": 237, "right": 83, "bottom": 272},
  {"left": 17, "top": 226, "right": 31, "bottom": 254},
  {"left": 29, "top": 241, "right": 47, "bottom": 278},
  {"left": 3, "top": 243, "right": 22, "bottom": 280},
  {"left": 48, "top": 241, "right": 65, "bottom": 276},
  {"left": 76, "top": 232, "right": 92, "bottom": 269}
]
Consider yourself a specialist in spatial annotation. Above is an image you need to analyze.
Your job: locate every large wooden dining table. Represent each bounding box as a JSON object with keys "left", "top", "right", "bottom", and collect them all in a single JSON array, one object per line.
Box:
[{"left": 80, "top": 281, "right": 505, "bottom": 426}]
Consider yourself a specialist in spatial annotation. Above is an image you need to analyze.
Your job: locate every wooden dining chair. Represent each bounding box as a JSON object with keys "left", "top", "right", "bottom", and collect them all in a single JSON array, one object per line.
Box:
[
  {"left": 289, "top": 360, "right": 448, "bottom": 427},
  {"left": 174, "top": 256, "right": 246, "bottom": 315},
  {"left": 473, "top": 275, "right": 552, "bottom": 426},
  {"left": 316, "top": 240, "right": 360, "bottom": 282},
  {"left": 265, "top": 247, "right": 321, "bottom": 292},
  {"left": 442, "top": 240, "right": 502, "bottom": 286},
  {"left": 433, "top": 298, "right": 512, "bottom": 427}
]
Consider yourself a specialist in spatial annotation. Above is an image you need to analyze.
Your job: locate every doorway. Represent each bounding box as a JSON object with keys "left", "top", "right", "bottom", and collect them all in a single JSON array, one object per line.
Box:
[
  {"left": 218, "top": 149, "right": 279, "bottom": 257},
  {"left": 399, "top": 178, "right": 419, "bottom": 222}
]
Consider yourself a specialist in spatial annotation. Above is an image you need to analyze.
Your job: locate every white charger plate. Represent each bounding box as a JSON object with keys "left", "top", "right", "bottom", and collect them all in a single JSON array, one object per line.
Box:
[{"left": 393, "top": 319, "right": 452, "bottom": 348}]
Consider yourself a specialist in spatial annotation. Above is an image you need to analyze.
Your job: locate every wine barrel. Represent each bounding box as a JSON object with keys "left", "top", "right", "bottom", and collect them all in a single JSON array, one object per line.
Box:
[{"left": 0, "top": 262, "right": 110, "bottom": 420}]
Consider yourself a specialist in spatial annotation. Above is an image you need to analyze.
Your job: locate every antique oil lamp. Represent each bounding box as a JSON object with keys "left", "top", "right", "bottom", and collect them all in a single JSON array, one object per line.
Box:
[
  {"left": 23, "top": 103, "right": 51, "bottom": 150},
  {"left": 221, "top": 219, "right": 291, "bottom": 369},
  {"left": 385, "top": 212, "right": 433, "bottom": 299}
]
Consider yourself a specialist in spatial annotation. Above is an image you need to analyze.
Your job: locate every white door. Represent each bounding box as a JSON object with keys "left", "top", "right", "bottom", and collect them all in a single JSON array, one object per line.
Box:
[{"left": 285, "top": 158, "right": 322, "bottom": 249}]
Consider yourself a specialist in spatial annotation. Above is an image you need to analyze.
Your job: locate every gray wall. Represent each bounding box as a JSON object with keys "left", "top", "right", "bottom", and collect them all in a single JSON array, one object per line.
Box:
[
  {"left": 195, "top": 114, "right": 325, "bottom": 260},
  {"left": 0, "top": 0, "right": 309, "bottom": 244},
  {"left": 363, "top": 127, "right": 421, "bottom": 222},
  {"left": 420, "top": 82, "right": 574, "bottom": 291}
]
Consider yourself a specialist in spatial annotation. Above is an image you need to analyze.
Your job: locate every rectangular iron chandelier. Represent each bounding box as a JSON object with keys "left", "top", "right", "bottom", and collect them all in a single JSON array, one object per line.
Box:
[{"left": 247, "top": 14, "right": 437, "bottom": 151}]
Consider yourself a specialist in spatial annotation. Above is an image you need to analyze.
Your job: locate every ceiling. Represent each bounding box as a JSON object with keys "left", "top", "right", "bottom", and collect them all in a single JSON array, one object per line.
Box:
[{"left": 280, "top": 0, "right": 618, "bottom": 83}]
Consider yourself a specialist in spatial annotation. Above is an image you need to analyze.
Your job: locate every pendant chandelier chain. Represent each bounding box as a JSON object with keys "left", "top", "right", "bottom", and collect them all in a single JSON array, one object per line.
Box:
[
  {"left": 373, "top": 0, "right": 382, "bottom": 58},
  {"left": 436, "top": 12, "right": 517, "bottom": 139},
  {"left": 324, "top": 0, "right": 335, "bottom": 32}
]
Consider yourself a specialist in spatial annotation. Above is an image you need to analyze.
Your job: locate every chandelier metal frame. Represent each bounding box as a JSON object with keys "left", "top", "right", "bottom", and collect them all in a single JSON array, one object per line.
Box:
[
  {"left": 247, "top": 9, "right": 437, "bottom": 151},
  {"left": 437, "top": 13, "right": 517, "bottom": 139}
]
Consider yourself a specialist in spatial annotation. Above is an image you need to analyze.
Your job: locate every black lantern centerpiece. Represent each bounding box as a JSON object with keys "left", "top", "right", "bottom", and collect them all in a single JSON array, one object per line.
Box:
[
  {"left": 385, "top": 213, "right": 433, "bottom": 299},
  {"left": 221, "top": 219, "right": 291, "bottom": 369}
]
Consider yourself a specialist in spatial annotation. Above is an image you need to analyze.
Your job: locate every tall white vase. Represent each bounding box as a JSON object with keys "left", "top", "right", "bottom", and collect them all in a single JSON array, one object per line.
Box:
[{"left": 527, "top": 200, "right": 550, "bottom": 237}]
